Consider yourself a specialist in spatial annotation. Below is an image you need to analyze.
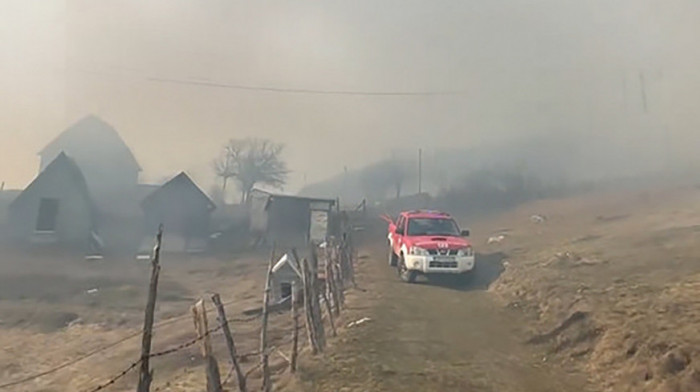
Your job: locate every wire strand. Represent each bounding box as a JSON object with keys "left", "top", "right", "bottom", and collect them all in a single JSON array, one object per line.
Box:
[
  {"left": 0, "top": 296, "right": 251, "bottom": 389},
  {"left": 148, "top": 76, "right": 468, "bottom": 96}
]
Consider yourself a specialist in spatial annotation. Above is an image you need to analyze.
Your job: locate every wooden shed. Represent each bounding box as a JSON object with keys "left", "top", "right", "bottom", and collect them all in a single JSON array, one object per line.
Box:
[
  {"left": 140, "top": 172, "right": 216, "bottom": 253},
  {"left": 7, "top": 152, "right": 95, "bottom": 247},
  {"left": 248, "top": 189, "right": 335, "bottom": 247}
]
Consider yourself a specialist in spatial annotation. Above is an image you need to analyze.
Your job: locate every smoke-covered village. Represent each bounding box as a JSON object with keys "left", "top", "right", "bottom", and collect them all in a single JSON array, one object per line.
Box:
[{"left": 2, "top": 2, "right": 700, "bottom": 392}]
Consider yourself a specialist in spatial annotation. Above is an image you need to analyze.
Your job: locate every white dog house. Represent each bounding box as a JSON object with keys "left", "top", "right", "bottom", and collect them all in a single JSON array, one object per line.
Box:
[{"left": 271, "top": 253, "right": 303, "bottom": 302}]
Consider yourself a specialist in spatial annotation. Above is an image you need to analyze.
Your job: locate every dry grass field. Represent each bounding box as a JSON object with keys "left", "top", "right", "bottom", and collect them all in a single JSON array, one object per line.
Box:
[
  {"left": 5, "top": 184, "right": 700, "bottom": 391},
  {"left": 0, "top": 247, "right": 297, "bottom": 392}
]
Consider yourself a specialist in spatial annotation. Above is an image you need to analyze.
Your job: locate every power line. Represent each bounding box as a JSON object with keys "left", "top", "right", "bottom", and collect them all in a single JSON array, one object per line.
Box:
[
  {"left": 147, "top": 76, "right": 468, "bottom": 97},
  {"left": 63, "top": 63, "right": 470, "bottom": 97}
]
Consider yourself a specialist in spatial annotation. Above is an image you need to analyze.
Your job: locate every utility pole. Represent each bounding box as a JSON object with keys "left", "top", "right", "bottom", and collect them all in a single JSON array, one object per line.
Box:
[
  {"left": 418, "top": 148, "right": 422, "bottom": 194},
  {"left": 622, "top": 73, "right": 628, "bottom": 113},
  {"left": 639, "top": 72, "right": 648, "bottom": 113},
  {"left": 343, "top": 166, "right": 348, "bottom": 195}
]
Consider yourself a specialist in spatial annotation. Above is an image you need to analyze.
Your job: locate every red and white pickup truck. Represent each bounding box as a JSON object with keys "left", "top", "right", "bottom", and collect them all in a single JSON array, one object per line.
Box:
[{"left": 383, "top": 210, "right": 475, "bottom": 283}]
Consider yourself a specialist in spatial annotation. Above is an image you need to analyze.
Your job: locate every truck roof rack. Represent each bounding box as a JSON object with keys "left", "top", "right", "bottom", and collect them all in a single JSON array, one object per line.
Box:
[{"left": 407, "top": 209, "right": 449, "bottom": 216}]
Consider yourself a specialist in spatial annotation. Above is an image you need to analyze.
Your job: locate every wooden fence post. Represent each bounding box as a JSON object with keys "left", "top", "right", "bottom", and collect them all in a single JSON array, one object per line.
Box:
[
  {"left": 308, "top": 243, "right": 319, "bottom": 276},
  {"left": 290, "top": 281, "right": 299, "bottom": 373},
  {"left": 192, "top": 299, "right": 223, "bottom": 392},
  {"left": 260, "top": 250, "right": 275, "bottom": 392},
  {"left": 333, "top": 245, "right": 345, "bottom": 308},
  {"left": 290, "top": 248, "right": 301, "bottom": 270},
  {"left": 327, "top": 245, "right": 341, "bottom": 315},
  {"left": 300, "top": 257, "right": 318, "bottom": 354},
  {"left": 320, "top": 286, "right": 337, "bottom": 337},
  {"left": 342, "top": 233, "right": 357, "bottom": 288},
  {"left": 308, "top": 247, "right": 326, "bottom": 350},
  {"left": 136, "top": 225, "right": 163, "bottom": 392},
  {"left": 211, "top": 294, "right": 247, "bottom": 392}
]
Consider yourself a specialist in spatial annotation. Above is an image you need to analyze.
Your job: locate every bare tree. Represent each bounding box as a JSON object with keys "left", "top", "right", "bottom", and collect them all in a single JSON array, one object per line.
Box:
[
  {"left": 213, "top": 143, "right": 239, "bottom": 192},
  {"left": 213, "top": 138, "right": 288, "bottom": 203},
  {"left": 387, "top": 160, "right": 407, "bottom": 199},
  {"left": 209, "top": 184, "right": 225, "bottom": 207},
  {"left": 359, "top": 159, "right": 409, "bottom": 201}
]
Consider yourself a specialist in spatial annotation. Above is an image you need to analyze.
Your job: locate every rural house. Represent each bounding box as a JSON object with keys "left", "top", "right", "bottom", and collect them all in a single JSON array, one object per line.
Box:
[
  {"left": 248, "top": 189, "right": 336, "bottom": 247},
  {"left": 8, "top": 114, "right": 147, "bottom": 253},
  {"left": 39, "top": 114, "right": 141, "bottom": 196},
  {"left": 7, "top": 152, "right": 95, "bottom": 247},
  {"left": 140, "top": 172, "right": 216, "bottom": 253}
]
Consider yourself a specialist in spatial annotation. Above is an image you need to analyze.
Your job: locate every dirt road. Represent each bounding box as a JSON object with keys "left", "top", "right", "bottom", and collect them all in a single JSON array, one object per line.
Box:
[{"left": 295, "top": 241, "right": 595, "bottom": 392}]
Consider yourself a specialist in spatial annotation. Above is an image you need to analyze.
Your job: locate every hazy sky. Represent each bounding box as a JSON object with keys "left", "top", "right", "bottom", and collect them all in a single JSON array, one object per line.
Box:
[{"left": 1, "top": 1, "right": 699, "bottom": 192}]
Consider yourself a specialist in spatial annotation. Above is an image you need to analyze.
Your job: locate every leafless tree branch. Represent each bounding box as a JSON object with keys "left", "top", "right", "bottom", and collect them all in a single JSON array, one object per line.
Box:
[{"left": 212, "top": 138, "right": 289, "bottom": 202}]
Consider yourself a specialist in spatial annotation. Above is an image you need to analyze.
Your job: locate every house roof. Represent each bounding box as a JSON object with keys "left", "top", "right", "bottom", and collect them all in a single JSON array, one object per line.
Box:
[
  {"left": 89, "top": 184, "right": 159, "bottom": 218},
  {"left": 0, "top": 189, "right": 21, "bottom": 203},
  {"left": 9, "top": 152, "right": 94, "bottom": 215},
  {"left": 272, "top": 253, "right": 301, "bottom": 277},
  {"left": 0, "top": 190, "right": 21, "bottom": 213},
  {"left": 40, "top": 114, "right": 141, "bottom": 171},
  {"left": 141, "top": 172, "right": 216, "bottom": 211},
  {"left": 250, "top": 188, "right": 336, "bottom": 205},
  {"left": 136, "top": 184, "right": 161, "bottom": 200}
]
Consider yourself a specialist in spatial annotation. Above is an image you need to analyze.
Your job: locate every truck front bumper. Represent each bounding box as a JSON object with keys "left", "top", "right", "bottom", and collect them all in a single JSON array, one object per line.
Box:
[{"left": 403, "top": 255, "right": 475, "bottom": 274}]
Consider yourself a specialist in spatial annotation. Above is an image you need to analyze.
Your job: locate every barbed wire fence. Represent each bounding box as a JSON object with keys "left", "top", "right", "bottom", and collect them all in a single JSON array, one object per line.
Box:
[{"left": 0, "top": 212, "right": 359, "bottom": 392}]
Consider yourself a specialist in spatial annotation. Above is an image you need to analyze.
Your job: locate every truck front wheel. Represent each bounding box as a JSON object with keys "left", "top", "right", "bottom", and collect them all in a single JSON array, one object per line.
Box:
[
  {"left": 398, "top": 255, "right": 418, "bottom": 283},
  {"left": 388, "top": 247, "right": 398, "bottom": 266}
]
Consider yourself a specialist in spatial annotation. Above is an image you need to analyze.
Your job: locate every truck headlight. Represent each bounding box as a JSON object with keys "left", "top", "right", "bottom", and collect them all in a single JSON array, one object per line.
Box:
[
  {"left": 409, "top": 246, "right": 429, "bottom": 256},
  {"left": 457, "top": 246, "right": 473, "bottom": 257}
]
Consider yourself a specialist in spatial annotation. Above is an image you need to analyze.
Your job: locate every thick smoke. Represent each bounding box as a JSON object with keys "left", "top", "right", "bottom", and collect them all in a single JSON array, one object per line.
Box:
[{"left": 1, "top": 1, "right": 700, "bottom": 193}]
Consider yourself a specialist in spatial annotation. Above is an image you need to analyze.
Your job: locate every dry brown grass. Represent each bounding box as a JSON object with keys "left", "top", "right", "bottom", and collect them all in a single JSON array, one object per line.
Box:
[
  {"left": 6, "top": 185, "right": 700, "bottom": 392},
  {"left": 0, "top": 249, "right": 295, "bottom": 392},
  {"left": 478, "top": 185, "right": 700, "bottom": 392}
]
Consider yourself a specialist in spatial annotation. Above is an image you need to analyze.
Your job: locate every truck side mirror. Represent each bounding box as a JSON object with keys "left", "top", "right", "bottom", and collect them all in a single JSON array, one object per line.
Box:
[
  {"left": 396, "top": 228, "right": 404, "bottom": 235},
  {"left": 461, "top": 229, "right": 470, "bottom": 237}
]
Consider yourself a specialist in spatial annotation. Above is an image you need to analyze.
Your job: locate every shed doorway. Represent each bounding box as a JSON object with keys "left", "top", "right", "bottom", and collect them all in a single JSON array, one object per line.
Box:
[
  {"left": 280, "top": 282, "right": 292, "bottom": 299},
  {"left": 35, "top": 198, "right": 59, "bottom": 232},
  {"left": 309, "top": 209, "right": 328, "bottom": 243}
]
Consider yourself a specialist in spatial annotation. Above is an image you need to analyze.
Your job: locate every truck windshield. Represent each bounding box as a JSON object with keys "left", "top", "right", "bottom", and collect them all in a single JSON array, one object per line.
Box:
[{"left": 407, "top": 218, "right": 460, "bottom": 236}]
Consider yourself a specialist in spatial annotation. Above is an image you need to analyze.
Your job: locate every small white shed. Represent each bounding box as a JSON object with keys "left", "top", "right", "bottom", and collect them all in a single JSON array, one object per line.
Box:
[{"left": 271, "top": 253, "right": 303, "bottom": 302}]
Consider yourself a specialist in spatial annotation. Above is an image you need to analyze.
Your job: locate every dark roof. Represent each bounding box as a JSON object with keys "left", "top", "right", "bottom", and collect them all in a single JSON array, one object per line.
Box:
[
  {"left": 90, "top": 184, "right": 159, "bottom": 218},
  {"left": 136, "top": 184, "right": 160, "bottom": 200},
  {"left": 0, "top": 189, "right": 21, "bottom": 202},
  {"left": 250, "top": 188, "right": 336, "bottom": 205},
  {"left": 9, "top": 152, "right": 94, "bottom": 214},
  {"left": 40, "top": 114, "right": 141, "bottom": 171},
  {"left": 141, "top": 172, "right": 216, "bottom": 211},
  {"left": 0, "top": 190, "right": 22, "bottom": 212}
]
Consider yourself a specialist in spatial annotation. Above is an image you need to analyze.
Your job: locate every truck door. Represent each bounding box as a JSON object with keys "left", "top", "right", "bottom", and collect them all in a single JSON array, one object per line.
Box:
[{"left": 392, "top": 216, "right": 406, "bottom": 255}]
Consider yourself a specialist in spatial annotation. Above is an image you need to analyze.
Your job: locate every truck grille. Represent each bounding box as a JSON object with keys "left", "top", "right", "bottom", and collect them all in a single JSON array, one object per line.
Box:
[
  {"left": 428, "top": 249, "right": 458, "bottom": 256},
  {"left": 429, "top": 261, "right": 458, "bottom": 268}
]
